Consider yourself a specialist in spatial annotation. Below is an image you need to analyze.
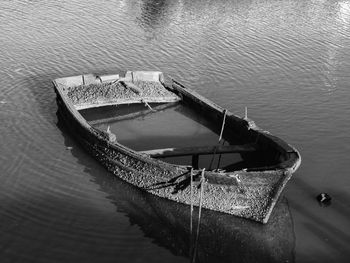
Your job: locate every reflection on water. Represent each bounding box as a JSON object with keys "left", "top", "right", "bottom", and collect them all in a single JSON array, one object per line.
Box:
[
  {"left": 338, "top": 1, "right": 350, "bottom": 24},
  {"left": 61, "top": 119, "right": 295, "bottom": 263},
  {"left": 138, "top": 0, "right": 171, "bottom": 29},
  {"left": 1, "top": 0, "right": 350, "bottom": 262}
]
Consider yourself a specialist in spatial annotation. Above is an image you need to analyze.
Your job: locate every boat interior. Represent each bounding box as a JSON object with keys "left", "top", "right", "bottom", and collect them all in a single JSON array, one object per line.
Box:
[{"left": 54, "top": 71, "right": 286, "bottom": 172}]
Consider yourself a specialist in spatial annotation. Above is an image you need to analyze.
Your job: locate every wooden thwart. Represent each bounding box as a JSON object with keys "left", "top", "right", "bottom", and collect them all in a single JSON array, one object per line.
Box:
[
  {"left": 89, "top": 102, "right": 180, "bottom": 125},
  {"left": 75, "top": 97, "right": 180, "bottom": 110},
  {"left": 140, "top": 143, "right": 256, "bottom": 158}
]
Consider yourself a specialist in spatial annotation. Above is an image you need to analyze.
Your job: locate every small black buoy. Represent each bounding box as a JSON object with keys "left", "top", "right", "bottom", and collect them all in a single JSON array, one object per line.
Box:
[{"left": 316, "top": 193, "right": 332, "bottom": 206}]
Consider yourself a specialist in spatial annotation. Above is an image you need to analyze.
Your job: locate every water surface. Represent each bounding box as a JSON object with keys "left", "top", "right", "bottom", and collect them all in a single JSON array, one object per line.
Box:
[{"left": 1, "top": 0, "right": 349, "bottom": 262}]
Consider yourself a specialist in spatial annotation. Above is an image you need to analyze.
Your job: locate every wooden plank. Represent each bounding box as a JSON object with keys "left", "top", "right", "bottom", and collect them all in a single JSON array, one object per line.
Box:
[
  {"left": 75, "top": 97, "right": 181, "bottom": 110},
  {"left": 89, "top": 102, "right": 180, "bottom": 125},
  {"left": 140, "top": 144, "right": 256, "bottom": 158}
]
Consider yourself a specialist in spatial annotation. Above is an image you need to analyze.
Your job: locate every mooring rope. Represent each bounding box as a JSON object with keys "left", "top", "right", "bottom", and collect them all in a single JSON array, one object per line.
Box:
[
  {"left": 191, "top": 168, "right": 206, "bottom": 263},
  {"left": 189, "top": 168, "right": 194, "bottom": 260},
  {"left": 218, "top": 109, "right": 227, "bottom": 142},
  {"left": 209, "top": 109, "right": 227, "bottom": 170},
  {"left": 216, "top": 139, "right": 226, "bottom": 170},
  {"left": 190, "top": 168, "right": 194, "bottom": 234}
]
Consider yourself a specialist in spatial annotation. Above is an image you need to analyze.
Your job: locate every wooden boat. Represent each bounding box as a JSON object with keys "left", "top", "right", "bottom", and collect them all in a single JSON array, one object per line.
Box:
[
  {"left": 58, "top": 123, "right": 295, "bottom": 262},
  {"left": 53, "top": 71, "right": 301, "bottom": 224}
]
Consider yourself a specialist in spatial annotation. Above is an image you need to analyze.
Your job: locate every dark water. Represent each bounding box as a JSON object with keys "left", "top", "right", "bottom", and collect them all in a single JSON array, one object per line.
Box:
[
  {"left": 1, "top": 0, "right": 349, "bottom": 262},
  {"left": 82, "top": 103, "right": 245, "bottom": 170}
]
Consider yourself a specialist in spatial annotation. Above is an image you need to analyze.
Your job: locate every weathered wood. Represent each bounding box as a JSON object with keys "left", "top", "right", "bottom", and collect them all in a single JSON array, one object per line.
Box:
[
  {"left": 75, "top": 97, "right": 181, "bottom": 110},
  {"left": 118, "top": 80, "right": 142, "bottom": 94},
  {"left": 53, "top": 70, "right": 301, "bottom": 224},
  {"left": 99, "top": 74, "right": 119, "bottom": 83},
  {"left": 89, "top": 102, "right": 180, "bottom": 125},
  {"left": 140, "top": 144, "right": 256, "bottom": 158}
]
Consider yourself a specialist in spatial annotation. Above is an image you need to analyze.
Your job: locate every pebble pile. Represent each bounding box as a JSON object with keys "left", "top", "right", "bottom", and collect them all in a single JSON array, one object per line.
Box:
[{"left": 67, "top": 80, "right": 175, "bottom": 105}]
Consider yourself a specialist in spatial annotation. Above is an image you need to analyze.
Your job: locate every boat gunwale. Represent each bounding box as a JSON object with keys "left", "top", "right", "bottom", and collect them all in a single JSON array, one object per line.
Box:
[
  {"left": 53, "top": 74, "right": 301, "bottom": 176},
  {"left": 53, "top": 71, "right": 301, "bottom": 224}
]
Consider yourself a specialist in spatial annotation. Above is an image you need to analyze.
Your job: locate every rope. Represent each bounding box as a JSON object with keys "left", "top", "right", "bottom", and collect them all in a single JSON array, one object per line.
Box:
[
  {"left": 190, "top": 168, "right": 194, "bottom": 235},
  {"left": 209, "top": 109, "right": 227, "bottom": 170},
  {"left": 208, "top": 145, "right": 218, "bottom": 170},
  {"left": 218, "top": 109, "right": 227, "bottom": 142},
  {"left": 189, "top": 168, "right": 194, "bottom": 260},
  {"left": 216, "top": 140, "right": 226, "bottom": 170},
  {"left": 191, "top": 168, "right": 206, "bottom": 263}
]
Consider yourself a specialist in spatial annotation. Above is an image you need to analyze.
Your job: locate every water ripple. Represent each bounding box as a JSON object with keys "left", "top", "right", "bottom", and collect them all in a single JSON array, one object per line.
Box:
[{"left": 1, "top": 0, "right": 350, "bottom": 262}]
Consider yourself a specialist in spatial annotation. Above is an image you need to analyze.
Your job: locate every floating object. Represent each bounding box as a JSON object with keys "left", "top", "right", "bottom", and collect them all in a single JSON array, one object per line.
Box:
[
  {"left": 317, "top": 193, "right": 332, "bottom": 205},
  {"left": 53, "top": 71, "right": 301, "bottom": 224}
]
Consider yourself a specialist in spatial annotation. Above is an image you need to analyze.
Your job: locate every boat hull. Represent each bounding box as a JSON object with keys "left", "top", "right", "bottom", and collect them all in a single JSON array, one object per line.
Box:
[{"left": 53, "top": 71, "right": 301, "bottom": 223}]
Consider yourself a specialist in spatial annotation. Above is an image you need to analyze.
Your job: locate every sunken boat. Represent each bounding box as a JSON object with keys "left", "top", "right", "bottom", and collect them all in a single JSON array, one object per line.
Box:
[{"left": 53, "top": 71, "right": 301, "bottom": 223}]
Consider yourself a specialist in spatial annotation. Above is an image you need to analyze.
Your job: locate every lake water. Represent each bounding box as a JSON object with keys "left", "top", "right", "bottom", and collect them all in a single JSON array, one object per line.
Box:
[{"left": 1, "top": 0, "right": 349, "bottom": 262}]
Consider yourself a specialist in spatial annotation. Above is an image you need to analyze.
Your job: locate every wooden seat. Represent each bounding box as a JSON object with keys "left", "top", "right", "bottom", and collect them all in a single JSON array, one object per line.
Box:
[{"left": 140, "top": 143, "right": 256, "bottom": 158}]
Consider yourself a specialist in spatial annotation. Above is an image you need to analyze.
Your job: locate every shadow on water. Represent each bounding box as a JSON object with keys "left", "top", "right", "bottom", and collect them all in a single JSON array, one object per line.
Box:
[
  {"left": 289, "top": 178, "right": 350, "bottom": 257},
  {"left": 57, "top": 118, "right": 296, "bottom": 263}
]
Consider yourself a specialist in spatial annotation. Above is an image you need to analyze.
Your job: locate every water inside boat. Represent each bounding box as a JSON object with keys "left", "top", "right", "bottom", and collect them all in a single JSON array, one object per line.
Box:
[{"left": 80, "top": 102, "right": 268, "bottom": 171}]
